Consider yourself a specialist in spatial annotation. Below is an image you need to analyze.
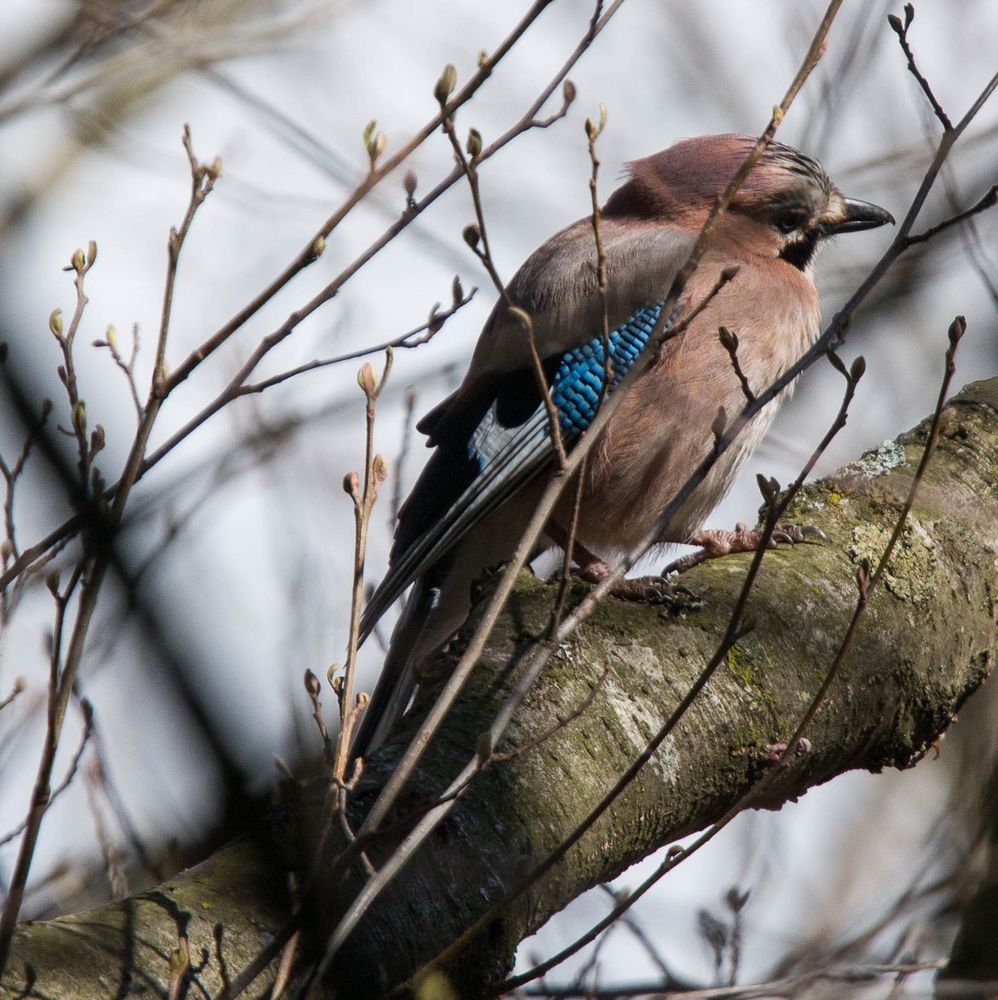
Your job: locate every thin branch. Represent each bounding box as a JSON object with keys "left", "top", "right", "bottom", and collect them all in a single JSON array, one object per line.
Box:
[
  {"left": 904, "top": 181, "right": 998, "bottom": 247},
  {"left": 887, "top": 4, "right": 952, "bottom": 131},
  {"left": 0, "top": 127, "right": 217, "bottom": 975},
  {"left": 233, "top": 283, "right": 475, "bottom": 398},
  {"left": 332, "top": 351, "right": 392, "bottom": 782},
  {"left": 718, "top": 327, "right": 755, "bottom": 403},
  {"left": 0, "top": 698, "right": 93, "bottom": 849},
  {"left": 517, "top": 959, "right": 945, "bottom": 999}
]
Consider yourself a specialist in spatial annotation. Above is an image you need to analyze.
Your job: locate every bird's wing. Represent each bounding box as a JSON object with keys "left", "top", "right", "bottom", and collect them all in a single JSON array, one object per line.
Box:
[{"left": 359, "top": 222, "right": 698, "bottom": 641}]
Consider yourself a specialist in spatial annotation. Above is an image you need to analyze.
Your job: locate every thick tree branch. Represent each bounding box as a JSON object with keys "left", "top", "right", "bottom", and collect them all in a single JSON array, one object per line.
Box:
[{"left": 2, "top": 378, "right": 996, "bottom": 999}]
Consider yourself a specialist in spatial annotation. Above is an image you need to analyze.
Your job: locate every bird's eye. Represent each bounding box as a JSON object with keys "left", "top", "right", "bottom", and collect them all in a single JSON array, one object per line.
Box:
[{"left": 774, "top": 211, "right": 808, "bottom": 235}]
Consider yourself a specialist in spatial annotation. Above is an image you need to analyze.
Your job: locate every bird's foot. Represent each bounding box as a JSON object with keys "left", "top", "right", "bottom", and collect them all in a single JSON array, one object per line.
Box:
[
  {"left": 573, "top": 560, "right": 685, "bottom": 605},
  {"left": 760, "top": 737, "right": 812, "bottom": 764},
  {"left": 663, "top": 522, "right": 827, "bottom": 575}
]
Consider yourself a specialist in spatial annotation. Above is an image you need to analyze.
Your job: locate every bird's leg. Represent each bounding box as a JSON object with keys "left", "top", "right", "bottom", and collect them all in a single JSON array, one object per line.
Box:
[
  {"left": 664, "top": 522, "right": 827, "bottom": 575},
  {"left": 545, "top": 523, "right": 679, "bottom": 604}
]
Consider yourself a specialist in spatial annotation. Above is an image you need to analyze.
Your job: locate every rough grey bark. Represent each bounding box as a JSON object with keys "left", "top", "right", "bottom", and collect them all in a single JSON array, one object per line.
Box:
[{"left": 1, "top": 378, "right": 996, "bottom": 999}]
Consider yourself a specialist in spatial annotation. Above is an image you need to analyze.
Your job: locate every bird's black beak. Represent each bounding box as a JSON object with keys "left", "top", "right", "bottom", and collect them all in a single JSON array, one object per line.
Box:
[{"left": 824, "top": 197, "right": 895, "bottom": 235}]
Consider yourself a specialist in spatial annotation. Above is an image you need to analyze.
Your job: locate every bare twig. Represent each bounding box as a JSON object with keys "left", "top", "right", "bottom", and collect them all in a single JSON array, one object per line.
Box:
[
  {"left": 0, "top": 127, "right": 218, "bottom": 974},
  {"left": 332, "top": 350, "right": 391, "bottom": 782},
  {"left": 440, "top": 79, "right": 573, "bottom": 468},
  {"left": 234, "top": 281, "right": 475, "bottom": 398},
  {"left": 92, "top": 323, "right": 142, "bottom": 421},
  {"left": 0, "top": 697, "right": 93, "bottom": 849},
  {"left": 718, "top": 326, "right": 756, "bottom": 403},
  {"left": 0, "top": 677, "right": 25, "bottom": 712},
  {"left": 517, "top": 959, "right": 945, "bottom": 999},
  {"left": 887, "top": 4, "right": 952, "bottom": 131},
  {"left": 488, "top": 659, "right": 612, "bottom": 764},
  {"left": 303, "top": 670, "right": 333, "bottom": 766},
  {"left": 0, "top": 1, "right": 630, "bottom": 599},
  {"left": 905, "top": 182, "right": 998, "bottom": 246}
]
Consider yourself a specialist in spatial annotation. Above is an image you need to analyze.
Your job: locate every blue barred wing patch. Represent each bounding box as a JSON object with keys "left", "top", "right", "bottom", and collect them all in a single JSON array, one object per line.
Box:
[
  {"left": 551, "top": 302, "right": 664, "bottom": 432},
  {"left": 361, "top": 301, "right": 668, "bottom": 640}
]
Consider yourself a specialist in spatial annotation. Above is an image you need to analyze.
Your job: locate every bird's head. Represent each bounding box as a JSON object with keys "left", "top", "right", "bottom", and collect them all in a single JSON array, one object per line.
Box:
[{"left": 604, "top": 133, "right": 893, "bottom": 272}]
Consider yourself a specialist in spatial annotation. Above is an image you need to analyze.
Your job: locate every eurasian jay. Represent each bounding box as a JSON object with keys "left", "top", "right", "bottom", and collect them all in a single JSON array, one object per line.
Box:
[{"left": 353, "top": 133, "right": 892, "bottom": 754}]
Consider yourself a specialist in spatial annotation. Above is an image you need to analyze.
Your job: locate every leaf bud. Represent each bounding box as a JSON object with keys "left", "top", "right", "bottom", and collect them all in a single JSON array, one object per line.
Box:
[
  {"left": 357, "top": 362, "right": 377, "bottom": 395},
  {"left": 462, "top": 223, "right": 481, "bottom": 249},
  {"left": 434, "top": 63, "right": 457, "bottom": 105},
  {"left": 304, "top": 669, "right": 321, "bottom": 697},
  {"left": 71, "top": 399, "right": 87, "bottom": 437}
]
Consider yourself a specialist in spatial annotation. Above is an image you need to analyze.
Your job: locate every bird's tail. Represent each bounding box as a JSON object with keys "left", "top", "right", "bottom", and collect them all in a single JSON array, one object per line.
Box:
[{"left": 350, "top": 579, "right": 435, "bottom": 758}]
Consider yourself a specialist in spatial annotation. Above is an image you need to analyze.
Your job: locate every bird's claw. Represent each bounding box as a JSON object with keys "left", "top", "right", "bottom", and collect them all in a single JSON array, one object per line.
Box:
[
  {"left": 761, "top": 737, "right": 812, "bottom": 763},
  {"left": 771, "top": 524, "right": 828, "bottom": 545}
]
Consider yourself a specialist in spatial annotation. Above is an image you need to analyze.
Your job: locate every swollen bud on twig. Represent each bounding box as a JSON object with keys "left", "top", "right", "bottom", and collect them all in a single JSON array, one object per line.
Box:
[
  {"left": 86, "top": 241, "right": 97, "bottom": 268},
  {"left": 363, "top": 120, "right": 386, "bottom": 168},
  {"left": 434, "top": 63, "right": 457, "bottom": 105},
  {"left": 718, "top": 326, "right": 738, "bottom": 352},
  {"left": 403, "top": 169, "right": 418, "bottom": 204},
  {"left": 584, "top": 103, "right": 608, "bottom": 141},
  {"left": 463, "top": 224, "right": 481, "bottom": 250},
  {"left": 756, "top": 474, "right": 778, "bottom": 504},
  {"left": 89, "top": 425, "right": 105, "bottom": 456},
  {"left": 948, "top": 315, "right": 967, "bottom": 347},
  {"left": 357, "top": 362, "right": 377, "bottom": 396},
  {"left": 427, "top": 304, "right": 443, "bottom": 336},
  {"left": 71, "top": 399, "right": 87, "bottom": 438},
  {"left": 850, "top": 355, "right": 866, "bottom": 382},
  {"left": 372, "top": 454, "right": 388, "bottom": 486},
  {"left": 70, "top": 248, "right": 85, "bottom": 273},
  {"left": 562, "top": 79, "right": 577, "bottom": 106},
  {"left": 477, "top": 49, "right": 488, "bottom": 69},
  {"left": 466, "top": 127, "right": 482, "bottom": 159},
  {"left": 452, "top": 274, "right": 464, "bottom": 308},
  {"left": 343, "top": 471, "right": 360, "bottom": 499},
  {"left": 304, "top": 669, "right": 321, "bottom": 698},
  {"left": 49, "top": 309, "right": 63, "bottom": 338}
]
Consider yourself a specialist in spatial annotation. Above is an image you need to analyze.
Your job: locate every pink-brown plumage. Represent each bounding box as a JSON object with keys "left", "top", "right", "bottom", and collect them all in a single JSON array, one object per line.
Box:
[{"left": 353, "top": 134, "right": 892, "bottom": 754}]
